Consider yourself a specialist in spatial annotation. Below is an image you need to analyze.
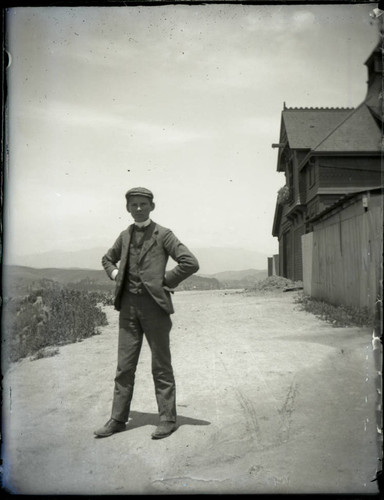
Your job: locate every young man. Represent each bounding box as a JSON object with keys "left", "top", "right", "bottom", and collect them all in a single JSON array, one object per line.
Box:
[{"left": 94, "top": 187, "right": 199, "bottom": 439}]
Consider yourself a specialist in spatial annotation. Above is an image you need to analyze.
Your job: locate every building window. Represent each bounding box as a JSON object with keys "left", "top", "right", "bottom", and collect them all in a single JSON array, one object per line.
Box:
[
  {"left": 308, "top": 164, "right": 315, "bottom": 187},
  {"left": 307, "top": 158, "right": 316, "bottom": 188},
  {"left": 287, "top": 162, "right": 294, "bottom": 202}
]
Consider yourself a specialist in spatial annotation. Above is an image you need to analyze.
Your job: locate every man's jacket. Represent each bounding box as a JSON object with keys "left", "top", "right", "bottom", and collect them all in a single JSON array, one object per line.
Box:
[{"left": 102, "top": 221, "right": 199, "bottom": 314}]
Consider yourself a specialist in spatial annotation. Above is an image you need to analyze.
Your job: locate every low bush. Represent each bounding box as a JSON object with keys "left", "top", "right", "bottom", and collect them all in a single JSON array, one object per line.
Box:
[
  {"left": 3, "top": 281, "right": 110, "bottom": 363},
  {"left": 32, "top": 346, "right": 60, "bottom": 361}
]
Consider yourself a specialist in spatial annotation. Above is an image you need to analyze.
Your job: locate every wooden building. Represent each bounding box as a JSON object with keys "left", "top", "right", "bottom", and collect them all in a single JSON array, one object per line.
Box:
[
  {"left": 302, "top": 187, "right": 382, "bottom": 312},
  {"left": 272, "top": 42, "right": 383, "bottom": 282}
]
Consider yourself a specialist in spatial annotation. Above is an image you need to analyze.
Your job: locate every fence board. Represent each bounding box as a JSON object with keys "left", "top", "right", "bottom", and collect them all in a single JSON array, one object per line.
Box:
[{"left": 302, "top": 193, "right": 383, "bottom": 312}]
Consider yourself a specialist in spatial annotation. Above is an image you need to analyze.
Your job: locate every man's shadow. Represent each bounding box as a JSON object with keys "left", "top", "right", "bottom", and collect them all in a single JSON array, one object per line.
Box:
[{"left": 123, "top": 410, "right": 211, "bottom": 432}]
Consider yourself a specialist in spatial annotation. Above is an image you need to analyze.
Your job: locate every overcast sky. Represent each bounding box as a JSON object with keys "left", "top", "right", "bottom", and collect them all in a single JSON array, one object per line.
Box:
[{"left": 4, "top": 3, "right": 379, "bottom": 261}]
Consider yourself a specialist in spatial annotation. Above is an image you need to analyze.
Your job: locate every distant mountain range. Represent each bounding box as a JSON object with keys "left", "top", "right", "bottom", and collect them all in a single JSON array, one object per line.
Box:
[
  {"left": 7, "top": 246, "right": 269, "bottom": 275},
  {"left": 203, "top": 269, "right": 267, "bottom": 288},
  {"left": 3, "top": 265, "right": 268, "bottom": 298},
  {"left": 2, "top": 266, "right": 115, "bottom": 298}
]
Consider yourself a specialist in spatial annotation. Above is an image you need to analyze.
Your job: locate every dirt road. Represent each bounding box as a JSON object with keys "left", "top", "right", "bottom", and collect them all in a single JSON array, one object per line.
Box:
[{"left": 2, "top": 289, "right": 379, "bottom": 495}]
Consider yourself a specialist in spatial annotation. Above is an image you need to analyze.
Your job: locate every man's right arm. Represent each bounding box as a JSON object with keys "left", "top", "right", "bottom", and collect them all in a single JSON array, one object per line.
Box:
[{"left": 101, "top": 234, "right": 123, "bottom": 280}]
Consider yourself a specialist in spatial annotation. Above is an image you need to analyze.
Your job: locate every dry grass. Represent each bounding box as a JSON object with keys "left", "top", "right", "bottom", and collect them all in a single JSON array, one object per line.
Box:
[
  {"left": 295, "top": 292, "right": 374, "bottom": 328},
  {"left": 245, "top": 276, "right": 375, "bottom": 328}
]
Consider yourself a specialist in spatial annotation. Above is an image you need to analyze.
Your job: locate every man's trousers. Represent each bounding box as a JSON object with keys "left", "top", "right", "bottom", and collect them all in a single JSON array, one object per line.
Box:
[{"left": 111, "top": 291, "right": 176, "bottom": 423}]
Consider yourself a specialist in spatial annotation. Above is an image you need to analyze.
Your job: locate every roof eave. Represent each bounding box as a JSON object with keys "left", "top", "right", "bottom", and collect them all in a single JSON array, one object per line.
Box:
[
  {"left": 272, "top": 202, "right": 283, "bottom": 237},
  {"left": 298, "top": 150, "right": 382, "bottom": 171},
  {"left": 308, "top": 186, "right": 384, "bottom": 224}
]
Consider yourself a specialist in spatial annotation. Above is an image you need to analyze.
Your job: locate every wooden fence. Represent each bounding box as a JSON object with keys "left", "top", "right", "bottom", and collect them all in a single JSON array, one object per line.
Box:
[{"left": 302, "top": 192, "right": 383, "bottom": 313}]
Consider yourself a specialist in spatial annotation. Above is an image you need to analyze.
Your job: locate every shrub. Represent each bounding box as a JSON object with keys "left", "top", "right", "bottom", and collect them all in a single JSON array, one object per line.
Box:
[
  {"left": 3, "top": 282, "right": 109, "bottom": 363},
  {"left": 277, "top": 185, "right": 290, "bottom": 205},
  {"left": 32, "top": 347, "right": 60, "bottom": 361}
]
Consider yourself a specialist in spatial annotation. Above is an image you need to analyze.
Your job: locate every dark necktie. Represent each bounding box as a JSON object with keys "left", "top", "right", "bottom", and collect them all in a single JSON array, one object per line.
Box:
[{"left": 135, "top": 225, "right": 147, "bottom": 233}]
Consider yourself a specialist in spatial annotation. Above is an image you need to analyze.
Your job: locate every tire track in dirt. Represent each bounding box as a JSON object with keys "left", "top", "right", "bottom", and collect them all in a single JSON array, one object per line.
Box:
[
  {"left": 217, "top": 356, "right": 267, "bottom": 450},
  {"left": 218, "top": 354, "right": 299, "bottom": 452},
  {"left": 234, "top": 387, "right": 261, "bottom": 440},
  {"left": 277, "top": 380, "right": 299, "bottom": 444}
]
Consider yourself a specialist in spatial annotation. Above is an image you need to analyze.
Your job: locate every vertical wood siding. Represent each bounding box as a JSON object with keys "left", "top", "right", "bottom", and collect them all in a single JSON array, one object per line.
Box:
[
  {"left": 293, "top": 225, "right": 305, "bottom": 281},
  {"left": 302, "top": 194, "right": 383, "bottom": 312}
]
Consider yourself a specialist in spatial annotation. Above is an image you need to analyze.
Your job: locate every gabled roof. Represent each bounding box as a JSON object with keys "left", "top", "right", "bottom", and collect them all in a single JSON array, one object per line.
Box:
[
  {"left": 312, "top": 103, "right": 381, "bottom": 153},
  {"left": 282, "top": 108, "right": 353, "bottom": 150}
]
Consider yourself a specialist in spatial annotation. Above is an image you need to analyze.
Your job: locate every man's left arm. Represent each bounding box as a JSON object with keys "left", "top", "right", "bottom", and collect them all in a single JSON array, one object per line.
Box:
[{"left": 162, "top": 230, "right": 199, "bottom": 289}]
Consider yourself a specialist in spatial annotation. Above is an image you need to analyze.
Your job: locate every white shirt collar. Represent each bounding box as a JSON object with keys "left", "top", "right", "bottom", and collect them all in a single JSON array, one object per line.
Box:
[{"left": 134, "top": 219, "right": 151, "bottom": 228}]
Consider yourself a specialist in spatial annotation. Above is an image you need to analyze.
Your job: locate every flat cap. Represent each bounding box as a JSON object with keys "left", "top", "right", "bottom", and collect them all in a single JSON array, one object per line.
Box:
[{"left": 125, "top": 187, "right": 154, "bottom": 201}]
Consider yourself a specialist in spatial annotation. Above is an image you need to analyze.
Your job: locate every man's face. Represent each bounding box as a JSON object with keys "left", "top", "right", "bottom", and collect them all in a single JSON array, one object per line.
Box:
[{"left": 127, "top": 195, "right": 155, "bottom": 222}]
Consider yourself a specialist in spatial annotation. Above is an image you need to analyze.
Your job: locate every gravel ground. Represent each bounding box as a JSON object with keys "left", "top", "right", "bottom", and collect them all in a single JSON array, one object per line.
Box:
[{"left": 2, "top": 289, "right": 380, "bottom": 495}]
